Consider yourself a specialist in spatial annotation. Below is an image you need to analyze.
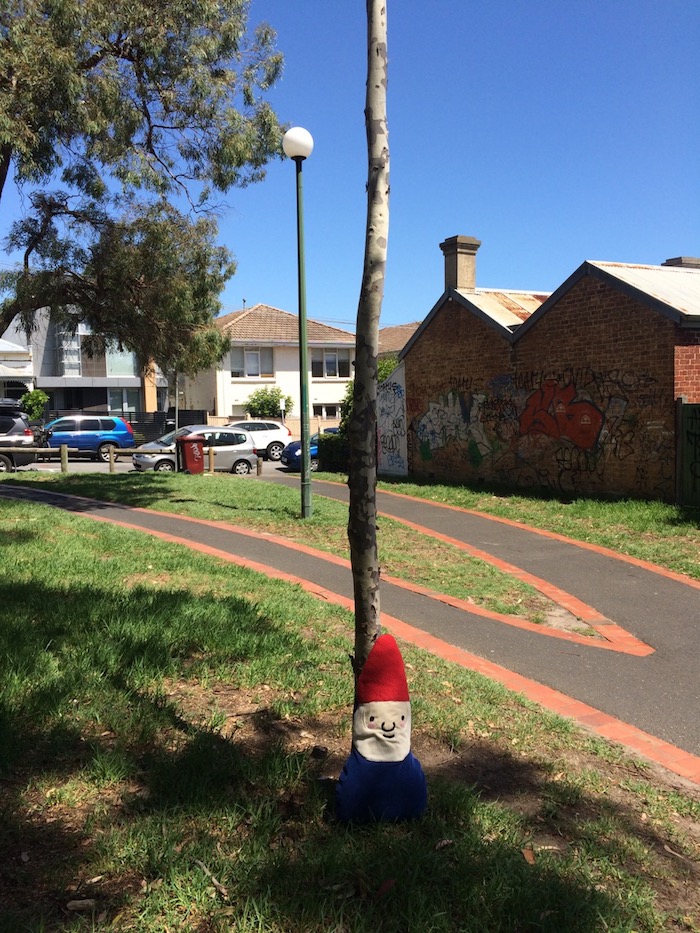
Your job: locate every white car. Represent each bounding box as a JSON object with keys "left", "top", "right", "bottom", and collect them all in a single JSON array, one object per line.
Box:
[
  {"left": 226, "top": 420, "right": 292, "bottom": 461},
  {"left": 132, "top": 425, "right": 258, "bottom": 474}
]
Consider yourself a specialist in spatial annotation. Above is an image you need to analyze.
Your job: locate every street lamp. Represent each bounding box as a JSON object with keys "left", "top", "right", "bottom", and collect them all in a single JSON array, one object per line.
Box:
[{"left": 283, "top": 126, "right": 314, "bottom": 518}]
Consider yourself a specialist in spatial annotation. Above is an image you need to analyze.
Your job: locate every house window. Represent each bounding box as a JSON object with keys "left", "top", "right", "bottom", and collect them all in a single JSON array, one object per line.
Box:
[
  {"left": 311, "top": 349, "right": 351, "bottom": 378},
  {"left": 313, "top": 404, "right": 339, "bottom": 419},
  {"left": 56, "top": 330, "right": 81, "bottom": 377},
  {"left": 108, "top": 388, "right": 140, "bottom": 413},
  {"left": 106, "top": 345, "right": 138, "bottom": 377},
  {"left": 231, "top": 346, "right": 273, "bottom": 378}
]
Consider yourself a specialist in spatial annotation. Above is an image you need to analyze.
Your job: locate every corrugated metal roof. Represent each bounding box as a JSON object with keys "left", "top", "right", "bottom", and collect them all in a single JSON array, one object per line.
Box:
[
  {"left": 455, "top": 288, "right": 550, "bottom": 328},
  {"left": 216, "top": 303, "right": 355, "bottom": 344},
  {"left": 589, "top": 261, "right": 700, "bottom": 318}
]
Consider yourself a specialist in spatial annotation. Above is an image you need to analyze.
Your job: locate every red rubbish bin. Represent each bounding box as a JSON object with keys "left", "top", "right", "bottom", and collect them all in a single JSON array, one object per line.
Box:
[{"left": 176, "top": 435, "right": 205, "bottom": 474}]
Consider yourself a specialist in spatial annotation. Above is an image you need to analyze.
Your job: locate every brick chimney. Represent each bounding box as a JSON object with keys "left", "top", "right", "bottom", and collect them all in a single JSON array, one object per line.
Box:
[
  {"left": 440, "top": 235, "right": 481, "bottom": 292},
  {"left": 662, "top": 256, "right": 700, "bottom": 269}
]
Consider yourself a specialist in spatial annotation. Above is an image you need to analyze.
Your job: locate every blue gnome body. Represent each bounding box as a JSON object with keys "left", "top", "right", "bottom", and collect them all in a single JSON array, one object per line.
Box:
[{"left": 336, "top": 634, "right": 427, "bottom": 824}]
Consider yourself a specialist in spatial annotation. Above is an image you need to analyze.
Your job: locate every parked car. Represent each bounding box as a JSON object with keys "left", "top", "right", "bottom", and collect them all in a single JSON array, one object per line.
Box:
[
  {"left": 132, "top": 425, "right": 258, "bottom": 474},
  {"left": 0, "top": 398, "right": 37, "bottom": 472},
  {"left": 280, "top": 432, "right": 320, "bottom": 472},
  {"left": 43, "top": 414, "right": 136, "bottom": 461},
  {"left": 226, "top": 420, "right": 292, "bottom": 461}
]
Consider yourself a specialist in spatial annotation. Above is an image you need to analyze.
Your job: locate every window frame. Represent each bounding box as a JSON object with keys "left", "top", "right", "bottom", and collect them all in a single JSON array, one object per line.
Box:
[
  {"left": 311, "top": 348, "right": 351, "bottom": 379},
  {"left": 230, "top": 346, "right": 274, "bottom": 379}
]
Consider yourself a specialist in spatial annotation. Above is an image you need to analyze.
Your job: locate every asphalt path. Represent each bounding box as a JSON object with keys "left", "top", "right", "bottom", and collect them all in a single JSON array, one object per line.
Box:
[
  {"left": 4, "top": 462, "right": 700, "bottom": 763},
  {"left": 262, "top": 470, "right": 700, "bottom": 758}
]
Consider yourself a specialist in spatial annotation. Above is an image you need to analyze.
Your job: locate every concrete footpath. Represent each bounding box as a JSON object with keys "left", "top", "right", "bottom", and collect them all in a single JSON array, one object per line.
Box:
[{"left": 2, "top": 476, "right": 699, "bottom": 785}]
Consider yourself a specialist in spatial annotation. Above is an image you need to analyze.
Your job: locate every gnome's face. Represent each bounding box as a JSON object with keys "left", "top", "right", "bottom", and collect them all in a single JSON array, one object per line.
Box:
[{"left": 352, "top": 700, "right": 412, "bottom": 762}]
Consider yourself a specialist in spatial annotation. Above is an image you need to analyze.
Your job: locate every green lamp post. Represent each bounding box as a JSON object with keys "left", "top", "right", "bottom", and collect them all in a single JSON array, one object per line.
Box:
[{"left": 283, "top": 126, "right": 314, "bottom": 518}]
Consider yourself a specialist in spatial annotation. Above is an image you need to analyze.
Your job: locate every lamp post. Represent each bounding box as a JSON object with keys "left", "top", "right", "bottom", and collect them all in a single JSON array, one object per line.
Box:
[{"left": 283, "top": 126, "right": 314, "bottom": 518}]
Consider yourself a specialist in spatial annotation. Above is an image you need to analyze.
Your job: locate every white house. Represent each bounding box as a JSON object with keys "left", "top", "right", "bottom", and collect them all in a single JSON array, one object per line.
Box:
[
  {"left": 184, "top": 304, "right": 356, "bottom": 422},
  {"left": 0, "top": 336, "right": 33, "bottom": 399}
]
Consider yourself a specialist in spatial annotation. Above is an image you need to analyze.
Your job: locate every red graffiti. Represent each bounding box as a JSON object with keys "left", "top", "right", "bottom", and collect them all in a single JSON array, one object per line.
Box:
[{"left": 519, "top": 379, "right": 603, "bottom": 450}]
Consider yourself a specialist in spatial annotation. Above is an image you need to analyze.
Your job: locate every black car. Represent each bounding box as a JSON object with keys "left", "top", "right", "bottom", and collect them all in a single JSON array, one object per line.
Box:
[{"left": 0, "top": 398, "right": 37, "bottom": 472}]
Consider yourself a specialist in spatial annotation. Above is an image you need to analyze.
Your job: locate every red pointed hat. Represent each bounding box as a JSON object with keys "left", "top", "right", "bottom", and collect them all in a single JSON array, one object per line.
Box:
[{"left": 356, "top": 634, "right": 410, "bottom": 705}]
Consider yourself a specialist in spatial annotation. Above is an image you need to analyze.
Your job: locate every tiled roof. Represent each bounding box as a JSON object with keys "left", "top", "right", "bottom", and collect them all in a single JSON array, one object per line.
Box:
[
  {"left": 378, "top": 322, "right": 421, "bottom": 356},
  {"left": 216, "top": 304, "right": 355, "bottom": 344}
]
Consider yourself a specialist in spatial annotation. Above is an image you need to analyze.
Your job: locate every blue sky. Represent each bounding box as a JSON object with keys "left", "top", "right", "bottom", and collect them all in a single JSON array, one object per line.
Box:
[
  {"left": 225, "top": 0, "right": 699, "bottom": 331},
  {"left": 2, "top": 0, "right": 699, "bottom": 333}
]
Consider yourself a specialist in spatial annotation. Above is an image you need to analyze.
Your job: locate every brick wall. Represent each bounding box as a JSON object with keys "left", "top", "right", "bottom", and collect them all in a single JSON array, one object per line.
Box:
[
  {"left": 674, "top": 331, "right": 700, "bottom": 401},
  {"left": 404, "top": 275, "right": 683, "bottom": 500}
]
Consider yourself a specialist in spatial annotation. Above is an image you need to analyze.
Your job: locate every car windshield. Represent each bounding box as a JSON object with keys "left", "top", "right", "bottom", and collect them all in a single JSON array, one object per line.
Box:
[{"left": 156, "top": 426, "right": 195, "bottom": 445}]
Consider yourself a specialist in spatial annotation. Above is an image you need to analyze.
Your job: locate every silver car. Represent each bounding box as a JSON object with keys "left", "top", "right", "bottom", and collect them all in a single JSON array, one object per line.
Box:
[
  {"left": 226, "top": 420, "right": 292, "bottom": 461},
  {"left": 132, "top": 425, "right": 258, "bottom": 474},
  {"left": 0, "top": 399, "right": 37, "bottom": 472}
]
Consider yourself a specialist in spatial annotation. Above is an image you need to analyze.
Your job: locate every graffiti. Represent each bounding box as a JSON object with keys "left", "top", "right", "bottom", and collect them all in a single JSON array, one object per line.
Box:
[
  {"left": 507, "top": 366, "right": 659, "bottom": 399},
  {"left": 415, "top": 392, "right": 470, "bottom": 451},
  {"left": 411, "top": 367, "right": 674, "bottom": 497},
  {"left": 377, "top": 368, "right": 408, "bottom": 476},
  {"left": 519, "top": 379, "right": 604, "bottom": 451},
  {"left": 448, "top": 374, "right": 476, "bottom": 393}
]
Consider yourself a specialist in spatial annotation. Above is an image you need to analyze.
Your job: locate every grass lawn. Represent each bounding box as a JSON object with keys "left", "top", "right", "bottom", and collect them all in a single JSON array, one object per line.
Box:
[{"left": 0, "top": 473, "right": 699, "bottom": 931}]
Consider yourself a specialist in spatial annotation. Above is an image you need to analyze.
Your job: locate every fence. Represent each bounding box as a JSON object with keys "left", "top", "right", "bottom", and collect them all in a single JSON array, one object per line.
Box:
[
  {"left": 3, "top": 442, "right": 264, "bottom": 475},
  {"left": 44, "top": 410, "right": 208, "bottom": 444}
]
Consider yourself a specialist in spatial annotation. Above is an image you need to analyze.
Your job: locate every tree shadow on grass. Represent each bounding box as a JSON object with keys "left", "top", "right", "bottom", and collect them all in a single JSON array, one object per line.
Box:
[
  {"left": 2, "top": 473, "right": 301, "bottom": 521},
  {"left": 2, "top": 682, "right": 697, "bottom": 930}
]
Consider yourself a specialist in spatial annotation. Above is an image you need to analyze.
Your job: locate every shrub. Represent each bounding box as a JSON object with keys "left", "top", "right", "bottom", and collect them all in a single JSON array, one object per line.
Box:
[
  {"left": 245, "top": 387, "right": 294, "bottom": 419},
  {"left": 318, "top": 432, "right": 350, "bottom": 472},
  {"left": 20, "top": 389, "right": 49, "bottom": 422}
]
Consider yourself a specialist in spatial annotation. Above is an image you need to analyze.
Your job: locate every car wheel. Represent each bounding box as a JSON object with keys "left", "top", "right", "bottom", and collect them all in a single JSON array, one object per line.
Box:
[
  {"left": 310, "top": 457, "right": 319, "bottom": 472},
  {"left": 154, "top": 459, "right": 176, "bottom": 473},
  {"left": 267, "top": 442, "right": 284, "bottom": 461},
  {"left": 97, "top": 442, "right": 117, "bottom": 463},
  {"left": 232, "top": 459, "right": 252, "bottom": 475},
  {"left": 0, "top": 454, "right": 13, "bottom": 472}
]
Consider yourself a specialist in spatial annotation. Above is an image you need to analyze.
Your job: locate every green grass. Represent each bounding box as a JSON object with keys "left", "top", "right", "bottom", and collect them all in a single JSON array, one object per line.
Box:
[
  {"left": 371, "top": 475, "right": 700, "bottom": 580},
  {"left": 0, "top": 472, "right": 561, "bottom": 625},
  {"left": 1, "top": 490, "right": 699, "bottom": 931}
]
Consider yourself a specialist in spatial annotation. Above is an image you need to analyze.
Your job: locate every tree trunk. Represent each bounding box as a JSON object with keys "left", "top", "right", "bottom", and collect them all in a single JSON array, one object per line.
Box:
[
  {"left": 348, "top": 0, "right": 389, "bottom": 681},
  {"left": 0, "top": 143, "right": 11, "bottom": 205}
]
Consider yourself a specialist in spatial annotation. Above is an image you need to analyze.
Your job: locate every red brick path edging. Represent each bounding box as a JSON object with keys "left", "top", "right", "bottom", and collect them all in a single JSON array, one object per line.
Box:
[{"left": 80, "top": 509, "right": 700, "bottom": 787}]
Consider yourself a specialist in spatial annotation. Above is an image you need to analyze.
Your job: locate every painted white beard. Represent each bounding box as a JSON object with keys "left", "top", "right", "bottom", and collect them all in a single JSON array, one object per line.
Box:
[{"left": 352, "top": 700, "right": 412, "bottom": 762}]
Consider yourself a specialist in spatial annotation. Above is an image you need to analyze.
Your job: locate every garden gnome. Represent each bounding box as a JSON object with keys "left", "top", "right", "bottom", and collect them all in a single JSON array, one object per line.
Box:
[{"left": 336, "top": 633, "right": 427, "bottom": 823}]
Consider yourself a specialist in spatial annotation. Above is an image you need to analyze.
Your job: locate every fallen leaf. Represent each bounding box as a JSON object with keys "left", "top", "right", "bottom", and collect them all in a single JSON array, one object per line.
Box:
[
  {"left": 663, "top": 844, "right": 688, "bottom": 861},
  {"left": 375, "top": 879, "right": 396, "bottom": 899},
  {"left": 67, "top": 900, "right": 96, "bottom": 911},
  {"left": 435, "top": 839, "right": 454, "bottom": 850},
  {"left": 20, "top": 851, "right": 30, "bottom": 863},
  {"left": 521, "top": 847, "right": 536, "bottom": 865}
]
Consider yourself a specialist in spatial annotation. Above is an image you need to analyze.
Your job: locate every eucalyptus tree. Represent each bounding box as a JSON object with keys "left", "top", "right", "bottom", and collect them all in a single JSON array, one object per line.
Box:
[
  {"left": 347, "top": 0, "right": 389, "bottom": 679},
  {"left": 0, "top": 0, "right": 282, "bottom": 373},
  {"left": 0, "top": 0, "right": 282, "bottom": 205}
]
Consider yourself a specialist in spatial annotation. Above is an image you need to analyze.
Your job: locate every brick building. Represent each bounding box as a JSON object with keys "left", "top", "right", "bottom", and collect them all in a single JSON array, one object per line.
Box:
[{"left": 398, "top": 236, "right": 700, "bottom": 500}]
